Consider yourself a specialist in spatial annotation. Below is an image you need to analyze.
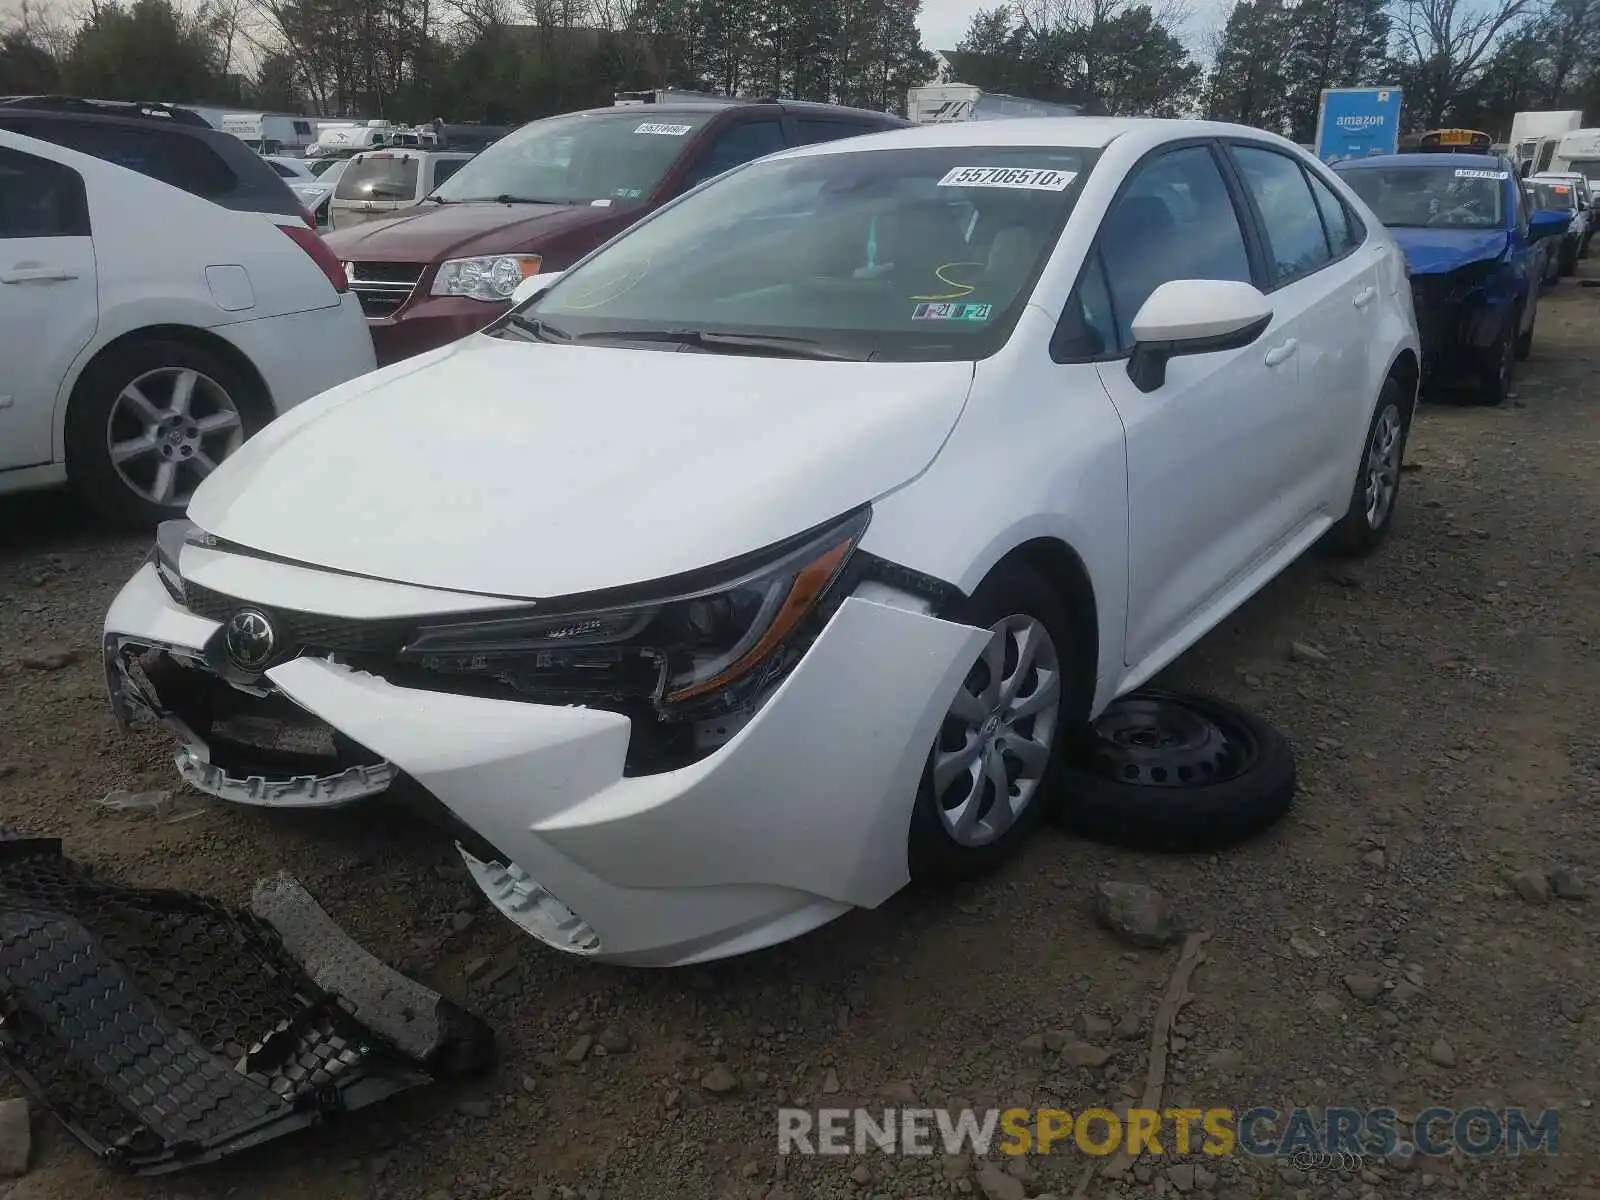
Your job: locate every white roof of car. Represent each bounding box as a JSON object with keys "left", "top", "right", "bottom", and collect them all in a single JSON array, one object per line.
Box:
[{"left": 781, "top": 117, "right": 1292, "bottom": 160}]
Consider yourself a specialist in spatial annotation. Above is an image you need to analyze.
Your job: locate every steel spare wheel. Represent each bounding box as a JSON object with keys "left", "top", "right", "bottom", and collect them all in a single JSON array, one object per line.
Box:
[{"left": 1052, "top": 688, "right": 1296, "bottom": 850}]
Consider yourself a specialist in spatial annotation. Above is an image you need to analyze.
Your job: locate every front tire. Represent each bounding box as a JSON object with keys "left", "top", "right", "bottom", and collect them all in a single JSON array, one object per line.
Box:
[
  {"left": 908, "top": 562, "right": 1085, "bottom": 883},
  {"left": 1477, "top": 316, "right": 1517, "bottom": 406},
  {"left": 65, "top": 338, "right": 261, "bottom": 527},
  {"left": 1328, "top": 377, "right": 1410, "bottom": 557},
  {"left": 1515, "top": 296, "right": 1536, "bottom": 360}
]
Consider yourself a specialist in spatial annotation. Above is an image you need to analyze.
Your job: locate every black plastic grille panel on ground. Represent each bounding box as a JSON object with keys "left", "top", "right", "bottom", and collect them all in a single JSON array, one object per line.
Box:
[{"left": 0, "top": 837, "right": 427, "bottom": 1173}]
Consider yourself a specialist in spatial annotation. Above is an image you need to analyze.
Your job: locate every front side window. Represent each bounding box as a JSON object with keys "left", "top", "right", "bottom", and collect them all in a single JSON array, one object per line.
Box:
[
  {"left": 683, "top": 120, "right": 786, "bottom": 189},
  {"left": 794, "top": 118, "right": 872, "bottom": 146},
  {"left": 431, "top": 111, "right": 717, "bottom": 206},
  {"left": 0, "top": 146, "right": 89, "bottom": 238},
  {"left": 336, "top": 154, "right": 420, "bottom": 201},
  {"left": 1339, "top": 164, "right": 1508, "bottom": 229},
  {"left": 1232, "top": 145, "right": 1333, "bottom": 286},
  {"left": 511, "top": 145, "right": 1098, "bottom": 362},
  {"left": 1096, "top": 144, "right": 1252, "bottom": 350}
]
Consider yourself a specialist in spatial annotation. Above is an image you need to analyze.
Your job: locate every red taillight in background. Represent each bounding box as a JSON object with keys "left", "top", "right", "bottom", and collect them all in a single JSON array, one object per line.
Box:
[{"left": 281, "top": 222, "right": 349, "bottom": 294}]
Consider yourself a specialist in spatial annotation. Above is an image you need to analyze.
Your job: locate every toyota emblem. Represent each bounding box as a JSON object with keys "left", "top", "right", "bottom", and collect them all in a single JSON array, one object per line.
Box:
[{"left": 225, "top": 609, "right": 277, "bottom": 672}]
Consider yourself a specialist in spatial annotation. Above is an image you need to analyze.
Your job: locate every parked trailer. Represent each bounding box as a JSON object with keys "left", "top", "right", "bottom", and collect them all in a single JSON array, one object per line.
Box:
[
  {"left": 219, "top": 111, "right": 317, "bottom": 155},
  {"left": 905, "top": 84, "right": 1081, "bottom": 123}
]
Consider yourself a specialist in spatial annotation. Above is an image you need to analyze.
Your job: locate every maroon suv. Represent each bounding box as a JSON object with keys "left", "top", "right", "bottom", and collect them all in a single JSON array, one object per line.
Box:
[{"left": 325, "top": 98, "right": 910, "bottom": 364}]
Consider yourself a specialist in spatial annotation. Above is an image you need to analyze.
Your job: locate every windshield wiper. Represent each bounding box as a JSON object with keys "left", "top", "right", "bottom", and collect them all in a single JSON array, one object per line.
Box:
[
  {"left": 573, "top": 328, "right": 867, "bottom": 360},
  {"left": 451, "top": 194, "right": 571, "bottom": 205},
  {"left": 503, "top": 312, "right": 574, "bottom": 343},
  {"left": 420, "top": 194, "right": 452, "bottom": 204}
]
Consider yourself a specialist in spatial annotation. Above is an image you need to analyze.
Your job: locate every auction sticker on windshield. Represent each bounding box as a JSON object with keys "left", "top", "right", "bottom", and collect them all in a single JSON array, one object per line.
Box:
[
  {"left": 636, "top": 123, "right": 693, "bottom": 136},
  {"left": 937, "top": 166, "right": 1077, "bottom": 191},
  {"left": 913, "top": 301, "right": 993, "bottom": 321},
  {"left": 1454, "top": 169, "right": 1508, "bottom": 180}
]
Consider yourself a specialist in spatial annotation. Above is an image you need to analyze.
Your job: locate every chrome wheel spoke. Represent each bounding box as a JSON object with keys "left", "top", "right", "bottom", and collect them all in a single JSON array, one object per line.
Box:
[
  {"left": 118, "top": 383, "right": 163, "bottom": 426},
  {"left": 998, "top": 623, "right": 1042, "bottom": 707},
  {"left": 933, "top": 734, "right": 984, "bottom": 794},
  {"left": 195, "top": 410, "right": 240, "bottom": 436},
  {"left": 981, "top": 749, "right": 1015, "bottom": 835},
  {"left": 111, "top": 434, "right": 158, "bottom": 464},
  {"left": 1005, "top": 731, "right": 1051, "bottom": 778},
  {"left": 168, "top": 369, "right": 199, "bottom": 417},
  {"left": 1008, "top": 669, "right": 1061, "bottom": 722},
  {"left": 149, "top": 461, "right": 178, "bottom": 504}
]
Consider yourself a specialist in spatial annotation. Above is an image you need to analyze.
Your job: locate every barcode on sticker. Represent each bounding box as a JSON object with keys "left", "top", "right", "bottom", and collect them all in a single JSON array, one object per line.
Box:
[
  {"left": 937, "top": 166, "right": 1077, "bottom": 191},
  {"left": 636, "top": 123, "right": 692, "bottom": 136},
  {"left": 1454, "top": 169, "right": 1508, "bottom": 180}
]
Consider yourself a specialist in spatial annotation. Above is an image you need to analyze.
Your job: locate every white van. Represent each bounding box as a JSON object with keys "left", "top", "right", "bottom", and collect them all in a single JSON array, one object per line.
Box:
[{"left": 328, "top": 149, "right": 473, "bottom": 229}]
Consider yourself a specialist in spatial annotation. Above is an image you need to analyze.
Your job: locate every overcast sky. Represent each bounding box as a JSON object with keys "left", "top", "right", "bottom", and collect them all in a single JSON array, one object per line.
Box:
[
  {"left": 3, "top": 0, "right": 1229, "bottom": 72},
  {"left": 918, "top": 0, "right": 1230, "bottom": 62}
]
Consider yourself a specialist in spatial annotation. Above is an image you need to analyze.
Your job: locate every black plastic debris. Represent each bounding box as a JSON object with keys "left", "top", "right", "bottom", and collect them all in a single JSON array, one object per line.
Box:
[{"left": 0, "top": 836, "right": 493, "bottom": 1174}]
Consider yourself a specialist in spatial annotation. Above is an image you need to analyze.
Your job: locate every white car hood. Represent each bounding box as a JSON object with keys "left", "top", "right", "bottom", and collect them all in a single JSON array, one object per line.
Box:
[{"left": 189, "top": 334, "right": 974, "bottom": 600}]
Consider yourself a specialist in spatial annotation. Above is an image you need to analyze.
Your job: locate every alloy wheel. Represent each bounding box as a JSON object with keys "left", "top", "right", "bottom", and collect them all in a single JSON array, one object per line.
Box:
[
  {"left": 106, "top": 367, "right": 244, "bottom": 508},
  {"left": 1363, "top": 402, "right": 1403, "bottom": 529},
  {"left": 933, "top": 614, "right": 1062, "bottom": 848}
]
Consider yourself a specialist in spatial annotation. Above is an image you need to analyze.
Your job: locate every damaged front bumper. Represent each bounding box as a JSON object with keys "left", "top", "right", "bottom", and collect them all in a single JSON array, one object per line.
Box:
[
  {"left": 1408, "top": 269, "right": 1516, "bottom": 380},
  {"left": 104, "top": 568, "right": 398, "bottom": 808},
  {"left": 103, "top": 560, "right": 990, "bottom": 967}
]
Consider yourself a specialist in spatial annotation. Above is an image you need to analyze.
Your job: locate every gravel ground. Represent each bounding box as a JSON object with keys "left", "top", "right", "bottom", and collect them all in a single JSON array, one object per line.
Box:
[{"left": 2, "top": 279, "right": 1598, "bottom": 1200}]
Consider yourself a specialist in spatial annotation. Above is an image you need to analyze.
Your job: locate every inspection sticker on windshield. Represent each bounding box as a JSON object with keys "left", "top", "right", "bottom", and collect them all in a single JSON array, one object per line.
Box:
[
  {"left": 1454, "top": 168, "right": 1508, "bottom": 180},
  {"left": 635, "top": 122, "right": 693, "bottom": 136},
  {"left": 937, "top": 166, "right": 1077, "bottom": 191},
  {"left": 914, "top": 301, "right": 993, "bottom": 322}
]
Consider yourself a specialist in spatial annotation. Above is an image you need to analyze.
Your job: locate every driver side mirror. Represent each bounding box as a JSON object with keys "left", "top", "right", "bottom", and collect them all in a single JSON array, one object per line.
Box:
[
  {"left": 1126, "top": 279, "right": 1273, "bottom": 394},
  {"left": 1528, "top": 210, "right": 1570, "bottom": 242},
  {"left": 510, "top": 270, "right": 565, "bottom": 307}
]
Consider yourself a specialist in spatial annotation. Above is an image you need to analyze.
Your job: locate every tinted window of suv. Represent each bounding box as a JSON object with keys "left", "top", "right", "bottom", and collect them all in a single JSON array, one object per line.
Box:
[
  {"left": 793, "top": 118, "right": 873, "bottom": 145},
  {"left": 7, "top": 119, "right": 236, "bottom": 198},
  {"left": 684, "top": 119, "right": 786, "bottom": 188},
  {"left": 0, "top": 146, "right": 90, "bottom": 238}
]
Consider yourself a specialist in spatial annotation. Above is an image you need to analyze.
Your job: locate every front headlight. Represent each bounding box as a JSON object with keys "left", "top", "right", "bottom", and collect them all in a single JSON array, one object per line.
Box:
[
  {"left": 430, "top": 255, "right": 543, "bottom": 302},
  {"left": 148, "top": 518, "right": 217, "bottom": 603},
  {"left": 398, "top": 507, "right": 871, "bottom": 717}
]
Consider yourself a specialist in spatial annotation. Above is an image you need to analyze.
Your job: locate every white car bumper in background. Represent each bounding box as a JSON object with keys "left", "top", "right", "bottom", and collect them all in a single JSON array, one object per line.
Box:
[
  {"left": 216, "top": 292, "right": 375, "bottom": 417},
  {"left": 103, "top": 560, "right": 987, "bottom": 967}
]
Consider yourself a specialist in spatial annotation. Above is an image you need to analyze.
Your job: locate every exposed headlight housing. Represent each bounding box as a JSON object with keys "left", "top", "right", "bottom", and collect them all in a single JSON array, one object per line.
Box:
[
  {"left": 430, "top": 255, "right": 543, "bottom": 302},
  {"left": 398, "top": 508, "right": 872, "bottom": 719},
  {"left": 148, "top": 518, "right": 218, "bottom": 603}
]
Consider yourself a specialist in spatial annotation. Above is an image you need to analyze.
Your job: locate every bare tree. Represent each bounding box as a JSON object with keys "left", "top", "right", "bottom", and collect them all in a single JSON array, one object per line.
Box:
[{"left": 1395, "top": 0, "right": 1544, "bottom": 126}]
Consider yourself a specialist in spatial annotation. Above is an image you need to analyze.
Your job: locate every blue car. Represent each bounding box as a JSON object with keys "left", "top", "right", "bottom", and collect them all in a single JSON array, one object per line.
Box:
[{"left": 1334, "top": 153, "right": 1568, "bottom": 404}]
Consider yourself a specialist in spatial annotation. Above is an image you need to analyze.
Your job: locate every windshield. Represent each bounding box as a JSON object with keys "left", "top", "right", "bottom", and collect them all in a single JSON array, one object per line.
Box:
[
  {"left": 1565, "top": 158, "right": 1600, "bottom": 190},
  {"left": 1340, "top": 165, "right": 1506, "bottom": 228},
  {"left": 1534, "top": 180, "right": 1578, "bottom": 211},
  {"left": 511, "top": 145, "right": 1097, "bottom": 362},
  {"left": 335, "top": 154, "right": 420, "bottom": 201},
  {"left": 431, "top": 111, "right": 717, "bottom": 206}
]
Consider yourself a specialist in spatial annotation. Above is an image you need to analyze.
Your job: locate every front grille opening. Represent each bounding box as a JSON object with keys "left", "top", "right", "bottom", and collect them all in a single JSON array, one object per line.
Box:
[{"left": 137, "top": 650, "right": 385, "bottom": 779}]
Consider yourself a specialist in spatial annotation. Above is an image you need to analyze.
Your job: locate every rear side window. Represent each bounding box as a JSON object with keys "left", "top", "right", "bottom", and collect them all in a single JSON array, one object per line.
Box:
[
  {"left": 793, "top": 118, "right": 872, "bottom": 146},
  {"left": 7, "top": 120, "right": 236, "bottom": 199},
  {"left": 337, "top": 155, "right": 421, "bottom": 200},
  {"left": 1304, "top": 169, "right": 1359, "bottom": 257},
  {"left": 0, "top": 146, "right": 90, "bottom": 238},
  {"left": 1232, "top": 144, "right": 1333, "bottom": 287}
]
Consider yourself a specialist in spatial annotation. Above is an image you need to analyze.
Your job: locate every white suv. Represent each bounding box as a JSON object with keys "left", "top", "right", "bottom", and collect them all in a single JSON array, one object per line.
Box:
[{"left": 0, "top": 106, "right": 376, "bottom": 525}]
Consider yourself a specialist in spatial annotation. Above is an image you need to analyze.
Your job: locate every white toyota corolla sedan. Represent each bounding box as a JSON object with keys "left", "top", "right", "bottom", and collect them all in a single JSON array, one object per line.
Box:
[{"left": 104, "top": 118, "right": 1420, "bottom": 966}]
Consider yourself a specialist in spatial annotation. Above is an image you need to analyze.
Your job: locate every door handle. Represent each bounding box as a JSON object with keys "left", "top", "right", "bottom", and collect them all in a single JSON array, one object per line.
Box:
[
  {"left": 1264, "top": 338, "right": 1297, "bottom": 367},
  {"left": 0, "top": 264, "right": 78, "bottom": 284},
  {"left": 1353, "top": 286, "right": 1377, "bottom": 309}
]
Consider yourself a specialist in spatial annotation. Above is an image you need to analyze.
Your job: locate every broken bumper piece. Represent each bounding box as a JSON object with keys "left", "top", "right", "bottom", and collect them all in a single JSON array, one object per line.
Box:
[{"left": 0, "top": 837, "right": 493, "bottom": 1174}]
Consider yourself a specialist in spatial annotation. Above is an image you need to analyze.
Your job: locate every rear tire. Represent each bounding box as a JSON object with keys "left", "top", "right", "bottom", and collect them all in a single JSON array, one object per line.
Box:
[
  {"left": 65, "top": 338, "right": 264, "bottom": 528},
  {"left": 1328, "top": 377, "right": 1410, "bottom": 557},
  {"left": 907, "top": 562, "right": 1087, "bottom": 883}
]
